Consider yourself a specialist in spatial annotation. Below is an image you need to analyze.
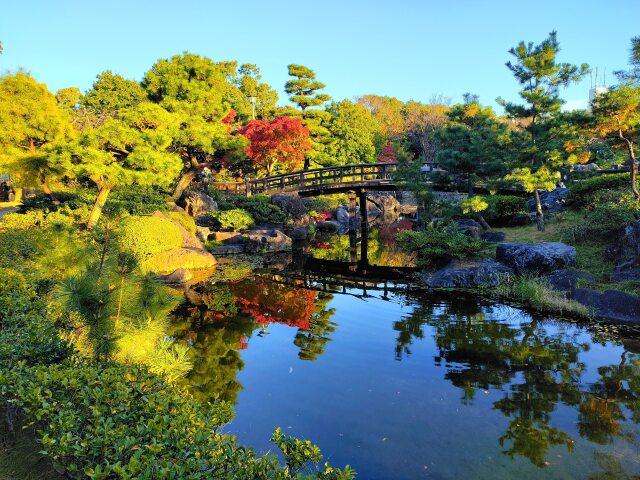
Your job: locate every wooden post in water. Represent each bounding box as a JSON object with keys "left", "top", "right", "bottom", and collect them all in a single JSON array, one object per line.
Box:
[{"left": 359, "top": 190, "right": 369, "bottom": 269}]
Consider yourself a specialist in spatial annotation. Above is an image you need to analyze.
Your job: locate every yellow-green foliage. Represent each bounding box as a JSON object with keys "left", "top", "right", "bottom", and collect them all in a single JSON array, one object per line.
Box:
[
  {"left": 164, "top": 210, "right": 197, "bottom": 234},
  {"left": 117, "top": 216, "right": 182, "bottom": 262}
]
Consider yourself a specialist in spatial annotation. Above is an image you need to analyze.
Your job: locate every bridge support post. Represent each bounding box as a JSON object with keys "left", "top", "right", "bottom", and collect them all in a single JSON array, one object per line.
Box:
[
  {"left": 348, "top": 191, "right": 358, "bottom": 269},
  {"left": 359, "top": 190, "right": 369, "bottom": 269}
]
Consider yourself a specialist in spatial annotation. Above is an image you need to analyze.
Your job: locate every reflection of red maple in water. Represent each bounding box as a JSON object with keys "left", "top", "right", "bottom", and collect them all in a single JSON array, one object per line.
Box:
[
  {"left": 231, "top": 280, "right": 315, "bottom": 330},
  {"left": 379, "top": 219, "right": 414, "bottom": 246}
]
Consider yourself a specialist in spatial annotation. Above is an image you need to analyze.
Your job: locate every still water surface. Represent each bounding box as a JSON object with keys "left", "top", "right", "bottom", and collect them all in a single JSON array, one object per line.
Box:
[{"left": 172, "top": 255, "right": 640, "bottom": 479}]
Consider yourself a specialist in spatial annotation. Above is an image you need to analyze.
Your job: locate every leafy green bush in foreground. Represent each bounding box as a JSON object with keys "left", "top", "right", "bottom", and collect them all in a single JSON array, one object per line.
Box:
[
  {"left": 396, "top": 226, "right": 483, "bottom": 267},
  {"left": 1, "top": 362, "right": 355, "bottom": 479},
  {"left": 207, "top": 208, "right": 255, "bottom": 232}
]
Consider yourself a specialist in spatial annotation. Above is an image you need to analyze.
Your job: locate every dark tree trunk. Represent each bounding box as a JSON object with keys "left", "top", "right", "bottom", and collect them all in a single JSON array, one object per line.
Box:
[{"left": 533, "top": 189, "right": 545, "bottom": 231}]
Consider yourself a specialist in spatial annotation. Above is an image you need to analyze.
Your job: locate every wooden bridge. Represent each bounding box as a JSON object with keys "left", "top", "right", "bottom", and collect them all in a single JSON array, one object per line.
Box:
[{"left": 210, "top": 162, "right": 400, "bottom": 197}]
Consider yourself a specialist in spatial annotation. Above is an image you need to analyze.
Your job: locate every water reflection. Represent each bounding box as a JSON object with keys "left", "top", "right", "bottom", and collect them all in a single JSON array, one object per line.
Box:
[{"left": 171, "top": 260, "right": 640, "bottom": 478}]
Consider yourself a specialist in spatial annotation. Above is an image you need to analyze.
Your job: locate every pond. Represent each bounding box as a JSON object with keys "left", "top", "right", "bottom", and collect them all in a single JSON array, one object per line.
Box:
[{"left": 171, "top": 234, "right": 640, "bottom": 479}]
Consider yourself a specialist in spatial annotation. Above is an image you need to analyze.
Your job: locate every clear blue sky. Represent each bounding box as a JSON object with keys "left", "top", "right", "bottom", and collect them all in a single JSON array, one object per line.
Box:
[{"left": 1, "top": 0, "right": 638, "bottom": 112}]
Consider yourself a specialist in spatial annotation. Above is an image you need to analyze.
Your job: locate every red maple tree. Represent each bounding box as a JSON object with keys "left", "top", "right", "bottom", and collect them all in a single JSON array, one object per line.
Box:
[
  {"left": 377, "top": 142, "right": 396, "bottom": 163},
  {"left": 238, "top": 116, "right": 311, "bottom": 175}
]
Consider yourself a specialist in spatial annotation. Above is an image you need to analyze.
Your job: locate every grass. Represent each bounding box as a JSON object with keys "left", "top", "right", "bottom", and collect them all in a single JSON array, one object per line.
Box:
[
  {"left": 493, "top": 275, "right": 591, "bottom": 319},
  {"left": 495, "top": 210, "right": 615, "bottom": 284}
]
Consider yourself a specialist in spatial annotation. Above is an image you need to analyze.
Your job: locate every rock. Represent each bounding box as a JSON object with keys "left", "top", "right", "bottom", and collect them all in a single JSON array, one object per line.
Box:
[
  {"left": 244, "top": 229, "right": 292, "bottom": 253},
  {"left": 544, "top": 269, "right": 595, "bottom": 294},
  {"left": 316, "top": 221, "right": 339, "bottom": 234},
  {"left": 210, "top": 231, "right": 245, "bottom": 244},
  {"left": 573, "top": 289, "right": 640, "bottom": 324},
  {"left": 508, "top": 213, "right": 533, "bottom": 227},
  {"left": 422, "top": 259, "right": 512, "bottom": 289},
  {"left": 456, "top": 218, "right": 482, "bottom": 239},
  {"left": 573, "top": 163, "right": 600, "bottom": 172},
  {"left": 366, "top": 194, "right": 401, "bottom": 221},
  {"left": 179, "top": 190, "right": 218, "bottom": 219},
  {"left": 287, "top": 226, "right": 309, "bottom": 241},
  {"left": 271, "top": 194, "right": 308, "bottom": 222},
  {"left": 496, "top": 242, "right": 576, "bottom": 274},
  {"left": 195, "top": 226, "right": 211, "bottom": 242},
  {"left": 159, "top": 268, "right": 193, "bottom": 284},
  {"left": 610, "top": 220, "right": 640, "bottom": 282},
  {"left": 210, "top": 244, "right": 246, "bottom": 255},
  {"left": 147, "top": 247, "right": 216, "bottom": 273},
  {"left": 335, "top": 206, "right": 350, "bottom": 227},
  {"left": 481, "top": 231, "right": 506, "bottom": 243},
  {"left": 527, "top": 187, "right": 568, "bottom": 214}
]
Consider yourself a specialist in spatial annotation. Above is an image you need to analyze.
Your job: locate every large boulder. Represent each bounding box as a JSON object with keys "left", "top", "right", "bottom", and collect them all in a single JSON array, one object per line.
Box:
[
  {"left": 179, "top": 190, "right": 218, "bottom": 220},
  {"left": 456, "top": 218, "right": 482, "bottom": 239},
  {"left": 367, "top": 194, "right": 401, "bottom": 221},
  {"left": 527, "top": 187, "right": 568, "bottom": 214},
  {"left": 159, "top": 268, "right": 193, "bottom": 285},
  {"left": 610, "top": 220, "right": 640, "bottom": 282},
  {"left": 544, "top": 269, "right": 595, "bottom": 295},
  {"left": 271, "top": 193, "right": 308, "bottom": 224},
  {"left": 573, "top": 289, "right": 640, "bottom": 325},
  {"left": 481, "top": 231, "right": 506, "bottom": 243},
  {"left": 573, "top": 163, "right": 600, "bottom": 172},
  {"left": 335, "top": 206, "right": 350, "bottom": 229},
  {"left": 244, "top": 229, "right": 292, "bottom": 253},
  {"left": 147, "top": 247, "right": 216, "bottom": 273},
  {"left": 195, "top": 226, "right": 211, "bottom": 242},
  {"left": 287, "top": 226, "right": 309, "bottom": 241},
  {"left": 508, "top": 213, "right": 534, "bottom": 227},
  {"left": 496, "top": 242, "right": 576, "bottom": 274},
  {"left": 152, "top": 211, "right": 203, "bottom": 250},
  {"left": 422, "top": 259, "right": 512, "bottom": 289}
]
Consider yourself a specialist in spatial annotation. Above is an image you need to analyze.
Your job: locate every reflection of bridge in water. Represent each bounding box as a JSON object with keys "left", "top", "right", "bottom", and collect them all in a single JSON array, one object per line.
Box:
[{"left": 257, "top": 257, "right": 419, "bottom": 299}]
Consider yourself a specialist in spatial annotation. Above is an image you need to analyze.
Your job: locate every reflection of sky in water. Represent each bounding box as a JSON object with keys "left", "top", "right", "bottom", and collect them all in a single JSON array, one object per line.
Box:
[{"left": 184, "top": 283, "right": 640, "bottom": 480}]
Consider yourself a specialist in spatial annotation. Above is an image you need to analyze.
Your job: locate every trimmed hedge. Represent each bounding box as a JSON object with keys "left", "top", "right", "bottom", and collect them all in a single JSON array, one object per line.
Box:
[
  {"left": 567, "top": 174, "right": 629, "bottom": 208},
  {"left": 117, "top": 216, "right": 183, "bottom": 261},
  {"left": 207, "top": 209, "right": 255, "bottom": 232},
  {"left": 218, "top": 195, "right": 285, "bottom": 225},
  {"left": 483, "top": 195, "right": 528, "bottom": 226}
]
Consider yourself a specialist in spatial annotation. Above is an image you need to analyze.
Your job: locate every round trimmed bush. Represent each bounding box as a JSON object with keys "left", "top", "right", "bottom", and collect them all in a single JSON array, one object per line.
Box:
[
  {"left": 207, "top": 208, "right": 254, "bottom": 232},
  {"left": 117, "top": 216, "right": 183, "bottom": 261}
]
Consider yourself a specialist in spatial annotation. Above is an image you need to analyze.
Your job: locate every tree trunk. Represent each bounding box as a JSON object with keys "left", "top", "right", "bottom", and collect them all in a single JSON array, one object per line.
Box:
[
  {"left": 115, "top": 276, "right": 125, "bottom": 329},
  {"left": 628, "top": 141, "right": 639, "bottom": 200},
  {"left": 476, "top": 214, "right": 491, "bottom": 230},
  {"left": 172, "top": 169, "right": 197, "bottom": 201},
  {"left": 87, "top": 186, "right": 111, "bottom": 229},
  {"left": 533, "top": 189, "right": 545, "bottom": 231}
]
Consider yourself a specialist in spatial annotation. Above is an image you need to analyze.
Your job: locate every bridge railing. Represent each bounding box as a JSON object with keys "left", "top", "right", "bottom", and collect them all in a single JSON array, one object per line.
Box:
[{"left": 247, "top": 162, "right": 398, "bottom": 195}]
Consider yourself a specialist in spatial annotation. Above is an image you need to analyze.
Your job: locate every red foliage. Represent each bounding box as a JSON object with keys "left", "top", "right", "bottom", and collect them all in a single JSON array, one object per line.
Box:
[
  {"left": 231, "top": 280, "right": 316, "bottom": 330},
  {"left": 377, "top": 142, "right": 396, "bottom": 163},
  {"left": 378, "top": 219, "right": 414, "bottom": 246},
  {"left": 237, "top": 116, "right": 311, "bottom": 175},
  {"left": 222, "top": 109, "right": 237, "bottom": 125}
]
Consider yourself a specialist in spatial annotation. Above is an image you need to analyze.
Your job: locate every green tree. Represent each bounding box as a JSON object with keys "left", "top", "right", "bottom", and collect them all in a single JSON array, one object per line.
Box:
[
  {"left": 0, "top": 72, "right": 74, "bottom": 195},
  {"left": 592, "top": 85, "right": 640, "bottom": 200},
  {"left": 218, "top": 62, "right": 279, "bottom": 121},
  {"left": 402, "top": 97, "right": 449, "bottom": 163},
  {"left": 323, "top": 100, "right": 382, "bottom": 165},
  {"left": 55, "top": 87, "right": 82, "bottom": 112},
  {"left": 435, "top": 100, "right": 513, "bottom": 193},
  {"left": 81, "top": 70, "right": 147, "bottom": 114},
  {"left": 284, "top": 64, "right": 332, "bottom": 169},
  {"left": 143, "top": 53, "right": 246, "bottom": 199},
  {"left": 498, "top": 31, "right": 588, "bottom": 230},
  {"left": 50, "top": 103, "right": 183, "bottom": 228}
]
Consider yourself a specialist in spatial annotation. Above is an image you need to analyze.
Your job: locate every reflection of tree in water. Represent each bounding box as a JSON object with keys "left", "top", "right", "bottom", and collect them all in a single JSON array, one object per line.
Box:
[
  {"left": 293, "top": 292, "right": 337, "bottom": 361},
  {"left": 175, "top": 278, "right": 339, "bottom": 402},
  {"left": 172, "top": 313, "right": 257, "bottom": 404},
  {"left": 393, "top": 298, "right": 640, "bottom": 469}
]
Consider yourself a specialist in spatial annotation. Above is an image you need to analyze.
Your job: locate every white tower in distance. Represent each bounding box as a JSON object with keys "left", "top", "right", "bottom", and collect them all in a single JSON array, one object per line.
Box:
[{"left": 589, "top": 67, "right": 609, "bottom": 107}]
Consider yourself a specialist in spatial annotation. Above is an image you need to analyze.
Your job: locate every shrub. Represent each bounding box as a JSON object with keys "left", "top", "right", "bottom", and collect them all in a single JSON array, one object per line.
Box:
[
  {"left": 483, "top": 195, "right": 528, "bottom": 226},
  {"left": 207, "top": 209, "right": 254, "bottom": 232},
  {"left": 117, "top": 216, "right": 183, "bottom": 261},
  {"left": 561, "top": 201, "right": 640, "bottom": 242},
  {"left": 0, "top": 210, "right": 46, "bottom": 230},
  {"left": 218, "top": 195, "right": 285, "bottom": 225},
  {"left": 304, "top": 194, "right": 349, "bottom": 213},
  {"left": 396, "top": 226, "right": 483, "bottom": 267},
  {"left": 567, "top": 174, "right": 628, "bottom": 208},
  {"left": 164, "top": 210, "right": 197, "bottom": 234},
  {"left": 0, "top": 363, "right": 355, "bottom": 479}
]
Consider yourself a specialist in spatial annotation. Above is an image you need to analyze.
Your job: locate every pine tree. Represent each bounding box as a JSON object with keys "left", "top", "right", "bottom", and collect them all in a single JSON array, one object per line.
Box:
[{"left": 497, "top": 31, "right": 588, "bottom": 230}]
